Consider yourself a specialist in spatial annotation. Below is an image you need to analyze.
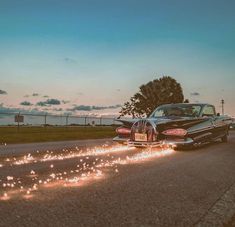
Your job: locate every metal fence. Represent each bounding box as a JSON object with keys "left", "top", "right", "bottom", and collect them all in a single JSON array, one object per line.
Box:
[{"left": 0, "top": 112, "right": 123, "bottom": 127}]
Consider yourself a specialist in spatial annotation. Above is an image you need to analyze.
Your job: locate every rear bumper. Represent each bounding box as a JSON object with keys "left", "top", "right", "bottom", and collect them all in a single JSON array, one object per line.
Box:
[
  {"left": 128, "top": 140, "right": 162, "bottom": 147},
  {"left": 113, "top": 136, "right": 194, "bottom": 147},
  {"left": 113, "top": 136, "right": 129, "bottom": 144}
]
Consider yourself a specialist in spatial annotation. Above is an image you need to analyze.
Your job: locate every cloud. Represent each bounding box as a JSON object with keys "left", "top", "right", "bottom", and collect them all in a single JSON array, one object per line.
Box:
[
  {"left": 69, "top": 105, "right": 92, "bottom": 111},
  {"left": 68, "top": 104, "right": 121, "bottom": 112},
  {"left": 20, "top": 101, "right": 33, "bottom": 106},
  {"left": 0, "top": 90, "right": 7, "bottom": 95},
  {"left": 32, "top": 93, "right": 39, "bottom": 96},
  {"left": 46, "top": 99, "right": 61, "bottom": 105},
  {"left": 36, "top": 101, "right": 47, "bottom": 107},
  {"left": 0, "top": 103, "right": 46, "bottom": 115},
  {"left": 64, "top": 57, "right": 76, "bottom": 64},
  {"left": 52, "top": 108, "right": 63, "bottom": 112},
  {"left": 92, "top": 105, "right": 122, "bottom": 110},
  {"left": 36, "top": 99, "right": 61, "bottom": 106},
  {"left": 190, "top": 92, "right": 200, "bottom": 96}
]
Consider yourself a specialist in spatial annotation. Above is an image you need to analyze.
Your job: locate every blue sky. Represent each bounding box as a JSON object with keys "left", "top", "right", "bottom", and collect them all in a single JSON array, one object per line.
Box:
[{"left": 0, "top": 0, "right": 235, "bottom": 116}]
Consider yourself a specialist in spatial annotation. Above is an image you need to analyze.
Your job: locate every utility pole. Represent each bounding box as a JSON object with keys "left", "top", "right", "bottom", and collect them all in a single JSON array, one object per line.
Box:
[
  {"left": 66, "top": 115, "right": 69, "bottom": 126},
  {"left": 221, "top": 99, "right": 225, "bottom": 115},
  {"left": 44, "top": 113, "right": 47, "bottom": 126}
]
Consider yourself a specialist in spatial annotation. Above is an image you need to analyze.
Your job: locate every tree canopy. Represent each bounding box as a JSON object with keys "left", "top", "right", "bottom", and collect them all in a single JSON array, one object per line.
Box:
[{"left": 119, "top": 76, "right": 184, "bottom": 118}]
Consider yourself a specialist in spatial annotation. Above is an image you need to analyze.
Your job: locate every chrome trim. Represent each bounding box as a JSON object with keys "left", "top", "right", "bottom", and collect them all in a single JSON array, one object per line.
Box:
[
  {"left": 193, "top": 132, "right": 212, "bottom": 141},
  {"left": 162, "top": 138, "right": 194, "bottom": 146},
  {"left": 113, "top": 136, "right": 129, "bottom": 144},
  {"left": 131, "top": 119, "right": 157, "bottom": 143},
  {"left": 128, "top": 141, "right": 161, "bottom": 147},
  {"left": 131, "top": 119, "right": 157, "bottom": 134},
  {"left": 128, "top": 138, "right": 194, "bottom": 147},
  {"left": 188, "top": 126, "right": 214, "bottom": 134}
]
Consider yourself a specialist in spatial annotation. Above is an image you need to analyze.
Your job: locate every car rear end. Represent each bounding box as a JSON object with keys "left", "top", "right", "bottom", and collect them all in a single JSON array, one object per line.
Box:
[{"left": 113, "top": 119, "right": 194, "bottom": 148}]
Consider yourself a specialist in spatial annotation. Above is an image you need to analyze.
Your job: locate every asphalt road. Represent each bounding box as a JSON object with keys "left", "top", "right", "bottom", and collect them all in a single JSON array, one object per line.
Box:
[
  {"left": 0, "top": 132, "right": 235, "bottom": 227},
  {"left": 0, "top": 138, "right": 112, "bottom": 157}
]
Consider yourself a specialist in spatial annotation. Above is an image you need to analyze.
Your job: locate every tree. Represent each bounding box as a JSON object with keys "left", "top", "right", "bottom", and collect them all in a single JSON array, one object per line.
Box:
[{"left": 119, "top": 76, "right": 184, "bottom": 118}]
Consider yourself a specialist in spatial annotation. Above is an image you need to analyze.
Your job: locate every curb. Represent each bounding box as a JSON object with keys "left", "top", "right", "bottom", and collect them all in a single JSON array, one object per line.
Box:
[{"left": 195, "top": 182, "right": 235, "bottom": 226}]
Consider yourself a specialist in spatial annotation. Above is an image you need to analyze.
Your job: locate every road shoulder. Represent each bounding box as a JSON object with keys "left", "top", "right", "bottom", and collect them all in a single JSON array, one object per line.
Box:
[{"left": 195, "top": 182, "right": 235, "bottom": 226}]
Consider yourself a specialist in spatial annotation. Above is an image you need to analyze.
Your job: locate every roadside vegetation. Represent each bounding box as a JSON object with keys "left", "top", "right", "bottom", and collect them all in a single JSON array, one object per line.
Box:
[
  {"left": 0, "top": 126, "right": 116, "bottom": 144},
  {"left": 120, "top": 76, "right": 188, "bottom": 118}
]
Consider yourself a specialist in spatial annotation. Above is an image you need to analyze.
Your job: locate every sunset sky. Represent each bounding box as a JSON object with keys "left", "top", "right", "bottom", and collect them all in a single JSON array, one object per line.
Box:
[{"left": 0, "top": 0, "right": 235, "bottom": 116}]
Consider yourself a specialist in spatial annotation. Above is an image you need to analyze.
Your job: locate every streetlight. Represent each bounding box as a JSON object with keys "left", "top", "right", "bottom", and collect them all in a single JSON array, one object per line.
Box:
[{"left": 221, "top": 99, "right": 225, "bottom": 115}]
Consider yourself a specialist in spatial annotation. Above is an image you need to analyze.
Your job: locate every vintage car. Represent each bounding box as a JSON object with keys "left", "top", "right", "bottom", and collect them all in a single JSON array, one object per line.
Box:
[
  {"left": 230, "top": 118, "right": 235, "bottom": 130},
  {"left": 113, "top": 103, "right": 232, "bottom": 149}
]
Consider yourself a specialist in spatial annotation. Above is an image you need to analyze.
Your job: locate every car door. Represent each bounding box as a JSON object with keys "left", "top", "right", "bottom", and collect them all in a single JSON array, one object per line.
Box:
[
  {"left": 201, "top": 105, "right": 218, "bottom": 139},
  {"left": 212, "top": 114, "right": 229, "bottom": 138},
  {"left": 201, "top": 105, "right": 226, "bottom": 138}
]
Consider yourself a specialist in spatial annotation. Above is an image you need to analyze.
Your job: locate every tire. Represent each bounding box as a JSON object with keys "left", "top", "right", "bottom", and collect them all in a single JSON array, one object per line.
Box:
[{"left": 221, "top": 133, "right": 228, "bottom": 143}]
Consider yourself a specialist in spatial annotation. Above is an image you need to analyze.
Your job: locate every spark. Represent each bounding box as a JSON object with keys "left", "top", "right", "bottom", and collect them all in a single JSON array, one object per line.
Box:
[
  {"left": 0, "top": 143, "right": 174, "bottom": 200},
  {"left": 30, "top": 170, "right": 35, "bottom": 175},
  {"left": 7, "top": 176, "right": 14, "bottom": 181},
  {"left": 7, "top": 144, "right": 134, "bottom": 167}
]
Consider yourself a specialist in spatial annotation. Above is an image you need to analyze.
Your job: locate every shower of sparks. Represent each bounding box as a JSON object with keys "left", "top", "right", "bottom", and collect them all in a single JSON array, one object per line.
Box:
[
  {"left": 1, "top": 144, "right": 135, "bottom": 167},
  {"left": 0, "top": 143, "right": 174, "bottom": 200}
]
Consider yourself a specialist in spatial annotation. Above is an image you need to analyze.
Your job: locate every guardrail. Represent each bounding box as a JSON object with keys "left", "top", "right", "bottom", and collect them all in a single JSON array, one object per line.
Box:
[{"left": 0, "top": 112, "right": 123, "bottom": 127}]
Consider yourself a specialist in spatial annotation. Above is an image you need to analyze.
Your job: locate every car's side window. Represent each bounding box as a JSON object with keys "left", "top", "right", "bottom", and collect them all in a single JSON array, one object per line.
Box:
[{"left": 202, "top": 105, "right": 215, "bottom": 117}]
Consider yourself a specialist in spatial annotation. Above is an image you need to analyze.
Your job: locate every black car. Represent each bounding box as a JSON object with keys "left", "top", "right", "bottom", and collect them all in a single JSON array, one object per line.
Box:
[
  {"left": 230, "top": 119, "right": 235, "bottom": 130},
  {"left": 113, "top": 103, "right": 232, "bottom": 149}
]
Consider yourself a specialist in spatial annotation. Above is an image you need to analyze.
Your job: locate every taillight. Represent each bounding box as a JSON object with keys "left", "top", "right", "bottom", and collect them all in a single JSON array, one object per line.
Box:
[
  {"left": 116, "top": 127, "right": 131, "bottom": 134},
  {"left": 162, "top": 128, "right": 187, "bottom": 136}
]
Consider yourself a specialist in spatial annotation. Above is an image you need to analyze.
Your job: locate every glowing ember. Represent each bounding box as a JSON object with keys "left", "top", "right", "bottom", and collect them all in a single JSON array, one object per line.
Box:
[
  {"left": 0, "top": 143, "right": 174, "bottom": 200},
  {"left": 5, "top": 145, "right": 134, "bottom": 167},
  {"left": 7, "top": 176, "right": 14, "bottom": 181},
  {"left": 30, "top": 170, "right": 35, "bottom": 175}
]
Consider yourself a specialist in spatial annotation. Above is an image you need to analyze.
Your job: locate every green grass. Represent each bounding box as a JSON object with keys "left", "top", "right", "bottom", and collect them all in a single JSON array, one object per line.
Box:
[{"left": 0, "top": 126, "right": 116, "bottom": 144}]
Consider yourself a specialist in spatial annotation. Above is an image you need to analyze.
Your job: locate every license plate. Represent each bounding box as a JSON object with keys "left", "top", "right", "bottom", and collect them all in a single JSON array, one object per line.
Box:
[{"left": 135, "top": 133, "right": 147, "bottom": 141}]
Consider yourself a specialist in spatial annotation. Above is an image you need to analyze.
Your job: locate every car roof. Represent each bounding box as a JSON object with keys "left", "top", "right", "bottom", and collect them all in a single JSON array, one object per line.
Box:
[{"left": 157, "top": 103, "right": 209, "bottom": 108}]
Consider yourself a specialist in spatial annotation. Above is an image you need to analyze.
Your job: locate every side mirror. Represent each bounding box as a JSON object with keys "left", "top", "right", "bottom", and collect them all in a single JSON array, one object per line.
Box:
[{"left": 217, "top": 113, "right": 220, "bottom": 116}]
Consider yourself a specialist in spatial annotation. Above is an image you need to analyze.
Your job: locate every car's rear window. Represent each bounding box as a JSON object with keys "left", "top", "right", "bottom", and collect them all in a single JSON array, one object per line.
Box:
[{"left": 151, "top": 105, "right": 202, "bottom": 118}]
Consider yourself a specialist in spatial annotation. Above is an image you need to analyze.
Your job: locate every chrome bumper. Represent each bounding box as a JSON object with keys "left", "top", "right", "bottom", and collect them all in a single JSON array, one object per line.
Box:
[
  {"left": 113, "top": 136, "right": 194, "bottom": 148},
  {"left": 113, "top": 136, "right": 129, "bottom": 144},
  {"left": 128, "top": 141, "right": 161, "bottom": 147}
]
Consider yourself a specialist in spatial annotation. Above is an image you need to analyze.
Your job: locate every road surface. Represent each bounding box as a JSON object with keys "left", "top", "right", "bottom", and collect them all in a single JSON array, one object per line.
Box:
[{"left": 0, "top": 132, "right": 235, "bottom": 227}]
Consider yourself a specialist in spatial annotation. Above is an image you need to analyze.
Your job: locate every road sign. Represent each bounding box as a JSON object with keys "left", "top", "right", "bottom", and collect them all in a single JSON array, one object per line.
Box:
[{"left": 15, "top": 115, "right": 24, "bottom": 123}]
